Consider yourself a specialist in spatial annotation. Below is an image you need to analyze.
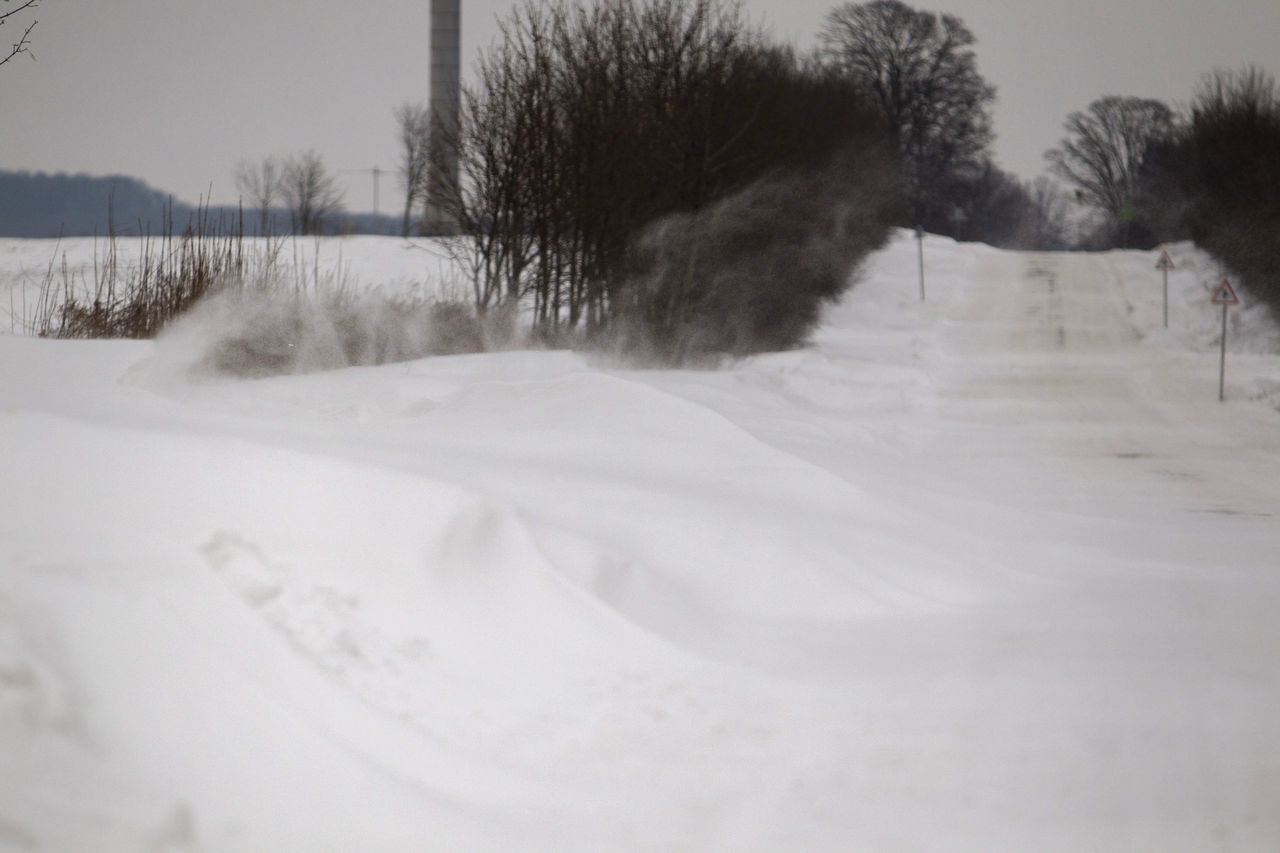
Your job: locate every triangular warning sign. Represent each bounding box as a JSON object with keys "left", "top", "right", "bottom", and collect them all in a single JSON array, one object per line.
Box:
[
  {"left": 1155, "top": 250, "right": 1174, "bottom": 271},
  {"left": 1210, "top": 278, "right": 1240, "bottom": 306}
]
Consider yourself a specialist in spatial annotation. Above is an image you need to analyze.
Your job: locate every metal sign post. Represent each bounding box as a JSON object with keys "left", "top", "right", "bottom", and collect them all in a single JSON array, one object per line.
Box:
[
  {"left": 1219, "top": 302, "right": 1228, "bottom": 401},
  {"left": 1155, "top": 250, "right": 1175, "bottom": 328},
  {"left": 915, "top": 226, "right": 925, "bottom": 302},
  {"left": 1210, "top": 277, "right": 1241, "bottom": 402}
]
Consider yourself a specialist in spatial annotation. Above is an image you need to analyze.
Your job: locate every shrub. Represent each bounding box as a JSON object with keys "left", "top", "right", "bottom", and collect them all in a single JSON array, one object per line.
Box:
[
  {"left": 35, "top": 205, "right": 246, "bottom": 339},
  {"left": 29, "top": 200, "right": 498, "bottom": 377},
  {"left": 1136, "top": 66, "right": 1280, "bottom": 308},
  {"left": 181, "top": 292, "right": 496, "bottom": 378},
  {"left": 612, "top": 149, "right": 900, "bottom": 364}
]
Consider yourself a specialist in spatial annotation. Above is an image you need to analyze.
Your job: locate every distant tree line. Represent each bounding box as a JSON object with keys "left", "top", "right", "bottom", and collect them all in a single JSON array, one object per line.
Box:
[
  {"left": 0, "top": 172, "right": 178, "bottom": 238},
  {"left": 1045, "top": 66, "right": 1280, "bottom": 311},
  {"left": 0, "top": 170, "right": 401, "bottom": 238}
]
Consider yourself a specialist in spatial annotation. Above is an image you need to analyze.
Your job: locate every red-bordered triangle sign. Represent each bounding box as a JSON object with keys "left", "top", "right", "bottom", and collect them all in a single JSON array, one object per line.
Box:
[
  {"left": 1155, "top": 250, "right": 1174, "bottom": 271},
  {"left": 1211, "top": 278, "right": 1240, "bottom": 306}
]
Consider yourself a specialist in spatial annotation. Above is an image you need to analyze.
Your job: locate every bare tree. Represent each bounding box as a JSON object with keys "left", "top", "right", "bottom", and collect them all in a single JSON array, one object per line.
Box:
[
  {"left": 1193, "top": 65, "right": 1279, "bottom": 127},
  {"left": 0, "top": 0, "right": 38, "bottom": 67},
  {"left": 818, "top": 0, "right": 995, "bottom": 227},
  {"left": 234, "top": 155, "right": 283, "bottom": 236},
  {"left": 1045, "top": 96, "right": 1175, "bottom": 229},
  {"left": 393, "top": 103, "right": 432, "bottom": 238},
  {"left": 281, "top": 151, "right": 344, "bottom": 236}
]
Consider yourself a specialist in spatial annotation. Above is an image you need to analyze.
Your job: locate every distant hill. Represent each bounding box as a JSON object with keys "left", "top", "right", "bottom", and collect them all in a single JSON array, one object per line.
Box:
[{"left": 0, "top": 170, "right": 403, "bottom": 238}]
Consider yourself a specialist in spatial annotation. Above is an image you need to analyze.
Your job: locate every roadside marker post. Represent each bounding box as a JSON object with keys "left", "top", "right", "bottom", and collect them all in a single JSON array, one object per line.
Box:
[
  {"left": 1210, "top": 277, "right": 1241, "bottom": 402},
  {"left": 1155, "top": 250, "right": 1175, "bottom": 328},
  {"left": 915, "top": 226, "right": 925, "bottom": 302}
]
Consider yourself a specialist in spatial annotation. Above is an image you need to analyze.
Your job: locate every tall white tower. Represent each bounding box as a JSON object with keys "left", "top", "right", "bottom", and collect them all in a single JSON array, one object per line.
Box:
[{"left": 425, "top": 0, "right": 461, "bottom": 234}]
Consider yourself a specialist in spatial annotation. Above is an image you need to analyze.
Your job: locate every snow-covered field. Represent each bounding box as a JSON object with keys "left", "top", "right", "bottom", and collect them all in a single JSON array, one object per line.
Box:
[
  {"left": 2, "top": 232, "right": 1279, "bottom": 851},
  {"left": 0, "top": 236, "right": 462, "bottom": 335}
]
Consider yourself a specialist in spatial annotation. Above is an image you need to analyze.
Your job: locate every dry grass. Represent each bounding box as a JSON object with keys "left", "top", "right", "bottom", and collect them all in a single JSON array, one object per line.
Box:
[
  {"left": 190, "top": 291, "right": 507, "bottom": 378},
  {"left": 33, "top": 204, "right": 248, "bottom": 339},
  {"left": 20, "top": 202, "right": 505, "bottom": 378}
]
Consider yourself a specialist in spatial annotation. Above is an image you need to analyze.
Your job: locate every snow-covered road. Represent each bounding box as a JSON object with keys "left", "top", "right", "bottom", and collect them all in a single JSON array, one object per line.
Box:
[{"left": 2, "top": 233, "right": 1278, "bottom": 851}]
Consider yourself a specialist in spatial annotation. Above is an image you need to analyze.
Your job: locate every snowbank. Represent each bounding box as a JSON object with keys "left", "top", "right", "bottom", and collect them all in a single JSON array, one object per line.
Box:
[{"left": 2, "top": 232, "right": 1279, "bottom": 851}]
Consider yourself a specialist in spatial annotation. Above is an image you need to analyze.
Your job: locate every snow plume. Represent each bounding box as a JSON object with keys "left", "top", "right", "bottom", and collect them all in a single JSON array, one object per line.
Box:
[
  {"left": 157, "top": 290, "right": 517, "bottom": 378},
  {"left": 610, "top": 154, "right": 899, "bottom": 365}
]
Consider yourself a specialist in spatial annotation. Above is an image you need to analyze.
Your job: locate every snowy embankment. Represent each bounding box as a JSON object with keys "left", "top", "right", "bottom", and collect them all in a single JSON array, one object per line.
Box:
[{"left": 2, "top": 232, "right": 1279, "bottom": 851}]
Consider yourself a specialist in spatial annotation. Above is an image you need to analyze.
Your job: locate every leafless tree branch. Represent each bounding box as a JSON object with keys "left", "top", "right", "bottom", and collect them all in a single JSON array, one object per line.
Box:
[
  {"left": 0, "top": 0, "right": 38, "bottom": 24},
  {"left": 281, "top": 151, "right": 344, "bottom": 236},
  {"left": 235, "top": 156, "right": 284, "bottom": 236},
  {"left": 1045, "top": 96, "right": 1175, "bottom": 224},
  {"left": 394, "top": 103, "right": 432, "bottom": 237},
  {"left": 0, "top": 0, "right": 39, "bottom": 68}
]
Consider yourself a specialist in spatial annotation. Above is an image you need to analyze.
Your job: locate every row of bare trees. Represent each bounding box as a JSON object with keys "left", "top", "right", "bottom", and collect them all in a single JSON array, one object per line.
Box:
[
  {"left": 234, "top": 151, "right": 344, "bottom": 236},
  {"left": 1040, "top": 66, "right": 1279, "bottom": 313},
  {"left": 431, "top": 0, "right": 901, "bottom": 357},
  {"left": 234, "top": 107, "right": 430, "bottom": 239},
  {"left": 1044, "top": 67, "right": 1278, "bottom": 258}
]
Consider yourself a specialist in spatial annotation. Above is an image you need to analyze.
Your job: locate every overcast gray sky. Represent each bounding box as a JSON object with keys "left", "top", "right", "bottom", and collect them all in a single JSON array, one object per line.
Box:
[{"left": 4, "top": 0, "right": 1278, "bottom": 213}]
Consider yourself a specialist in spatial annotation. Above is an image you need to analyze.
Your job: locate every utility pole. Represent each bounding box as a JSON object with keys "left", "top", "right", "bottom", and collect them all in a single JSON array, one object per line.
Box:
[{"left": 341, "top": 166, "right": 387, "bottom": 218}]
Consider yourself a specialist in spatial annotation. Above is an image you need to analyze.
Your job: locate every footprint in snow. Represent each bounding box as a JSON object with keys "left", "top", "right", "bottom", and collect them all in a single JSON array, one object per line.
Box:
[{"left": 197, "top": 532, "right": 435, "bottom": 728}]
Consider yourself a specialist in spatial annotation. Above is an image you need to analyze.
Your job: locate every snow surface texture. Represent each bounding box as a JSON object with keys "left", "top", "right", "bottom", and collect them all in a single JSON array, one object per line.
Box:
[{"left": 1, "top": 232, "right": 1279, "bottom": 851}]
